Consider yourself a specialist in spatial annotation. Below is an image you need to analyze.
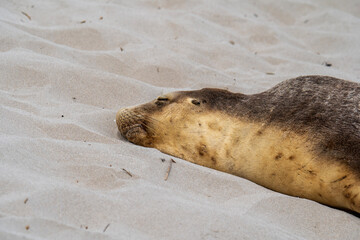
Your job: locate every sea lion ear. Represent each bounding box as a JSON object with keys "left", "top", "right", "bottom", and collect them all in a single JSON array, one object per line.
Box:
[{"left": 191, "top": 99, "right": 201, "bottom": 105}]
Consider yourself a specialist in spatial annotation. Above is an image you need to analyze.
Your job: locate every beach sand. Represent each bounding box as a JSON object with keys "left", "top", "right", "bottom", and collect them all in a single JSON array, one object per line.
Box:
[{"left": 1, "top": 0, "right": 360, "bottom": 239}]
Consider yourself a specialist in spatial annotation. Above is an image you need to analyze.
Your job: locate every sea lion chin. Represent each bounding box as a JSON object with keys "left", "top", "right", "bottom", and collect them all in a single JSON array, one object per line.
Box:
[{"left": 116, "top": 75, "right": 360, "bottom": 214}]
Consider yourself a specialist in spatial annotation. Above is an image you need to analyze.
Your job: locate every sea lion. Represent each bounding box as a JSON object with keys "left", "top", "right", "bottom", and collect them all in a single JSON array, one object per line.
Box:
[{"left": 116, "top": 75, "right": 360, "bottom": 213}]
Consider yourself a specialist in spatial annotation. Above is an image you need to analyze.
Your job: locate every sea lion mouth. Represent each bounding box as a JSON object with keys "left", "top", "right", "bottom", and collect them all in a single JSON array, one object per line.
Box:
[
  {"left": 123, "top": 124, "right": 147, "bottom": 140},
  {"left": 118, "top": 122, "right": 149, "bottom": 144}
]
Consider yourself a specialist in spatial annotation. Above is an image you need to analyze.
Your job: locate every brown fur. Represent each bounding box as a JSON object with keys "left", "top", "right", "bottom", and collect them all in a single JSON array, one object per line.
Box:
[{"left": 116, "top": 75, "right": 360, "bottom": 213}]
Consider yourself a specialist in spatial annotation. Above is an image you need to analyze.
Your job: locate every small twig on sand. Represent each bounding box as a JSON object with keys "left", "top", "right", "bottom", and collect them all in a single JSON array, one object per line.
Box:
[
  {"left": 122, "top": 168, "right": 132, "bottom": 177},
  {"left": 103, "top": 223, "right": 110, "bottom": 232},
  {"left": 21, "top": 11, "right": 31, "bottom": 20},
  {"left": 24, "top": 198, "right": 28, "bottom": 204},
  {"left": 164, "top": 159, "right": 176, "bottom": 181}
]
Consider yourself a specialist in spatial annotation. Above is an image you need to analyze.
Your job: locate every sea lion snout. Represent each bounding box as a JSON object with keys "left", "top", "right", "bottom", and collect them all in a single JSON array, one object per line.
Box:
[{"left": 116, "top": 108, "right": 148, "bottom": 143}]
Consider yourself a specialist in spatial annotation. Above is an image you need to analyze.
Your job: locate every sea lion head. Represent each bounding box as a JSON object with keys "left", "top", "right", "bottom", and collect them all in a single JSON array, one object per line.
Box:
[{"left": 116, "top": 88, "right": 246, "bottom": 162}]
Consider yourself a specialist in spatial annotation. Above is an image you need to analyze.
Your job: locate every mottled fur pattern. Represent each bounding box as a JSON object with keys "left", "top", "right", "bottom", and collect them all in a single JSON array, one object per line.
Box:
[
  {"left": 185, "top": 76, "right": 360, "bottom": 175},
  {"left": 116, "top": 75, "right": 360, "bottom": 213}
]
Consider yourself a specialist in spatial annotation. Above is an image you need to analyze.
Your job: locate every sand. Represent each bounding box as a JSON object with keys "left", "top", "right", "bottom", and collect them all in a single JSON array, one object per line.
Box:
[{"left": 1, "top": 0, "right": 360, "bottom": 239}]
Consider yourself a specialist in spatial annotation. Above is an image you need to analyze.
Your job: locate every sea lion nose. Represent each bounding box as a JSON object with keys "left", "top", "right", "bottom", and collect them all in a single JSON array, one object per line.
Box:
[
  {"left": 115, "top": 107, "right": 148, "bottom": 144},
  {"left": 116, "top": 108, "right": 129, "bottom": 133}
]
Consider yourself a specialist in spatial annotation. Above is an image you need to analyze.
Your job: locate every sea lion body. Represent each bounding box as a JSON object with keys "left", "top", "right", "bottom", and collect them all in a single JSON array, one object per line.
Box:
[{"left": 116, "top": 76, "right": 360, "bottom": 213}]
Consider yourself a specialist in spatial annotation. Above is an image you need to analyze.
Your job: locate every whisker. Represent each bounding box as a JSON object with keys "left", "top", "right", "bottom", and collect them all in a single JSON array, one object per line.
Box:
[
  {"left": 138, "top": 115, "right": 167, "bottom": 131},
  {"left": 141, "top": 121, "right": 158, "bottom": 132},
  {"left": 143, "top": 115, "right": 166, "bottom": 126}
]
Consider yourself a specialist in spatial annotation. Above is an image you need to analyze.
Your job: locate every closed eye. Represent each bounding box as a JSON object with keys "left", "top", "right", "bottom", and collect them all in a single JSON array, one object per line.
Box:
[{"left": 157, "top": 96, "right": 169, "bottom": 101}]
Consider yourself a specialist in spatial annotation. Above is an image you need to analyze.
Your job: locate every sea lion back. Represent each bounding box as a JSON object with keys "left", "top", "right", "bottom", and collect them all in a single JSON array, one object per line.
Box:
[{"left": 251, "top": 76, "right": 360, "bottom": 173}]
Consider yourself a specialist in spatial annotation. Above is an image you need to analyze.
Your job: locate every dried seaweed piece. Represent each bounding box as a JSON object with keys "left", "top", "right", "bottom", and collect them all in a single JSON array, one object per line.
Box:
[
  {"left": 122, "top": 168, "right": 132, "bottom": 177},
  {"left": 21, "top": 12, "right": 31, "bottom": 20},
  {"left": 164, "top": 159, "right": 176, "bottom": 181}
]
